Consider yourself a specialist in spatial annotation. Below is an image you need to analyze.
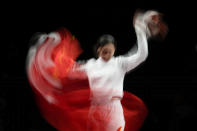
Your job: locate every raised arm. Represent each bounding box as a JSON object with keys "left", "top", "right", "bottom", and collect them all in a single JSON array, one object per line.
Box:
[
  {"left": 118, "top": 10, "right": 168, "bottom": 73},
  {"left": 117, "top": 13, "right": 149, "bottom": 73}
]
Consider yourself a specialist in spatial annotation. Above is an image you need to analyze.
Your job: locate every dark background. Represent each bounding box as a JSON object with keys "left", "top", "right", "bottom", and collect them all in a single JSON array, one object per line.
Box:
[{"left": 1, "top": 2, "right": 197, "bottom": 131}]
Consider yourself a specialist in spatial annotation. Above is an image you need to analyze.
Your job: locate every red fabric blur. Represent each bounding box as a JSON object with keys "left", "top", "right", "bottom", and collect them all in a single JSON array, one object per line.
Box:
[{"left": 27, "top": 28, "right": 148, "bottom": 131}]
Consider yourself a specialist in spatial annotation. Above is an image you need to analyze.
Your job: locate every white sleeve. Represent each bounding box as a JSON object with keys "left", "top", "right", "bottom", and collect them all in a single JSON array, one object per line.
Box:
[
  {"left": 67, "top": 60, "right": 89, "bottom": 80},
  {"left": 72, "top": 58, "right": 95, "bottom": 72},
  {"left": 117, "top": 24, "right": 148, "bottom": 73}
]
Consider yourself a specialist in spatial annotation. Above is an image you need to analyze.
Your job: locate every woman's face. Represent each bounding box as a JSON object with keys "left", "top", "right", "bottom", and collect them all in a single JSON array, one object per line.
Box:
[{"left": 97, "top": 43, "right": 115, "bottom": 62}]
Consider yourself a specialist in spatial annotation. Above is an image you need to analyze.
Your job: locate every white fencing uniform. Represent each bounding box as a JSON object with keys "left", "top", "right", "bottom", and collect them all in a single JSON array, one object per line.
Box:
[{"left": 77, "top": 11, "right": 155, "bottom": 131}]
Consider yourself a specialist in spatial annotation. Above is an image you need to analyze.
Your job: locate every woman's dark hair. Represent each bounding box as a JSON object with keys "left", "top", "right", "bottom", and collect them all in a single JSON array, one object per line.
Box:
[{"left": 94, "top": 34, "right": 117, "bottom": 57}]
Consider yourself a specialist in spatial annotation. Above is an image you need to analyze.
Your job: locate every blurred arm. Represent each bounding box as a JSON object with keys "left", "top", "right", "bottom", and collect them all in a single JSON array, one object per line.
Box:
[{"left": 118, "top": 23, "right": 148, "bottom": 72}]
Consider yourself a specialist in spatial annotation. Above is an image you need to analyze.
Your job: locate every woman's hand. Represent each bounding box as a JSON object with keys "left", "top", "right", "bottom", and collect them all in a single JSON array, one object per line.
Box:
[
  {"left": 147, "top": 13, "right": 168, "bottom": 40},
  {"left": 133, "top": 9, "right": 168, "bottom": 40}
]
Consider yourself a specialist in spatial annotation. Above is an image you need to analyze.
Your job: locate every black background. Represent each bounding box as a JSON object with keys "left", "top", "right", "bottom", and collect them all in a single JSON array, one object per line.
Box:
[{"left": 1, "top": 2, "right": 197, "bottom": 131}]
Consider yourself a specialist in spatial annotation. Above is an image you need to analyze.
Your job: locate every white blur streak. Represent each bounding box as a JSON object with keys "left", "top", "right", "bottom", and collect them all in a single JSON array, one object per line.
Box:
[
  {"left": 35, "top": 32, "right": 62, "bottom": 88},
  {"left": 26, "top": 32, "right": 62, "bottom": 104}
]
